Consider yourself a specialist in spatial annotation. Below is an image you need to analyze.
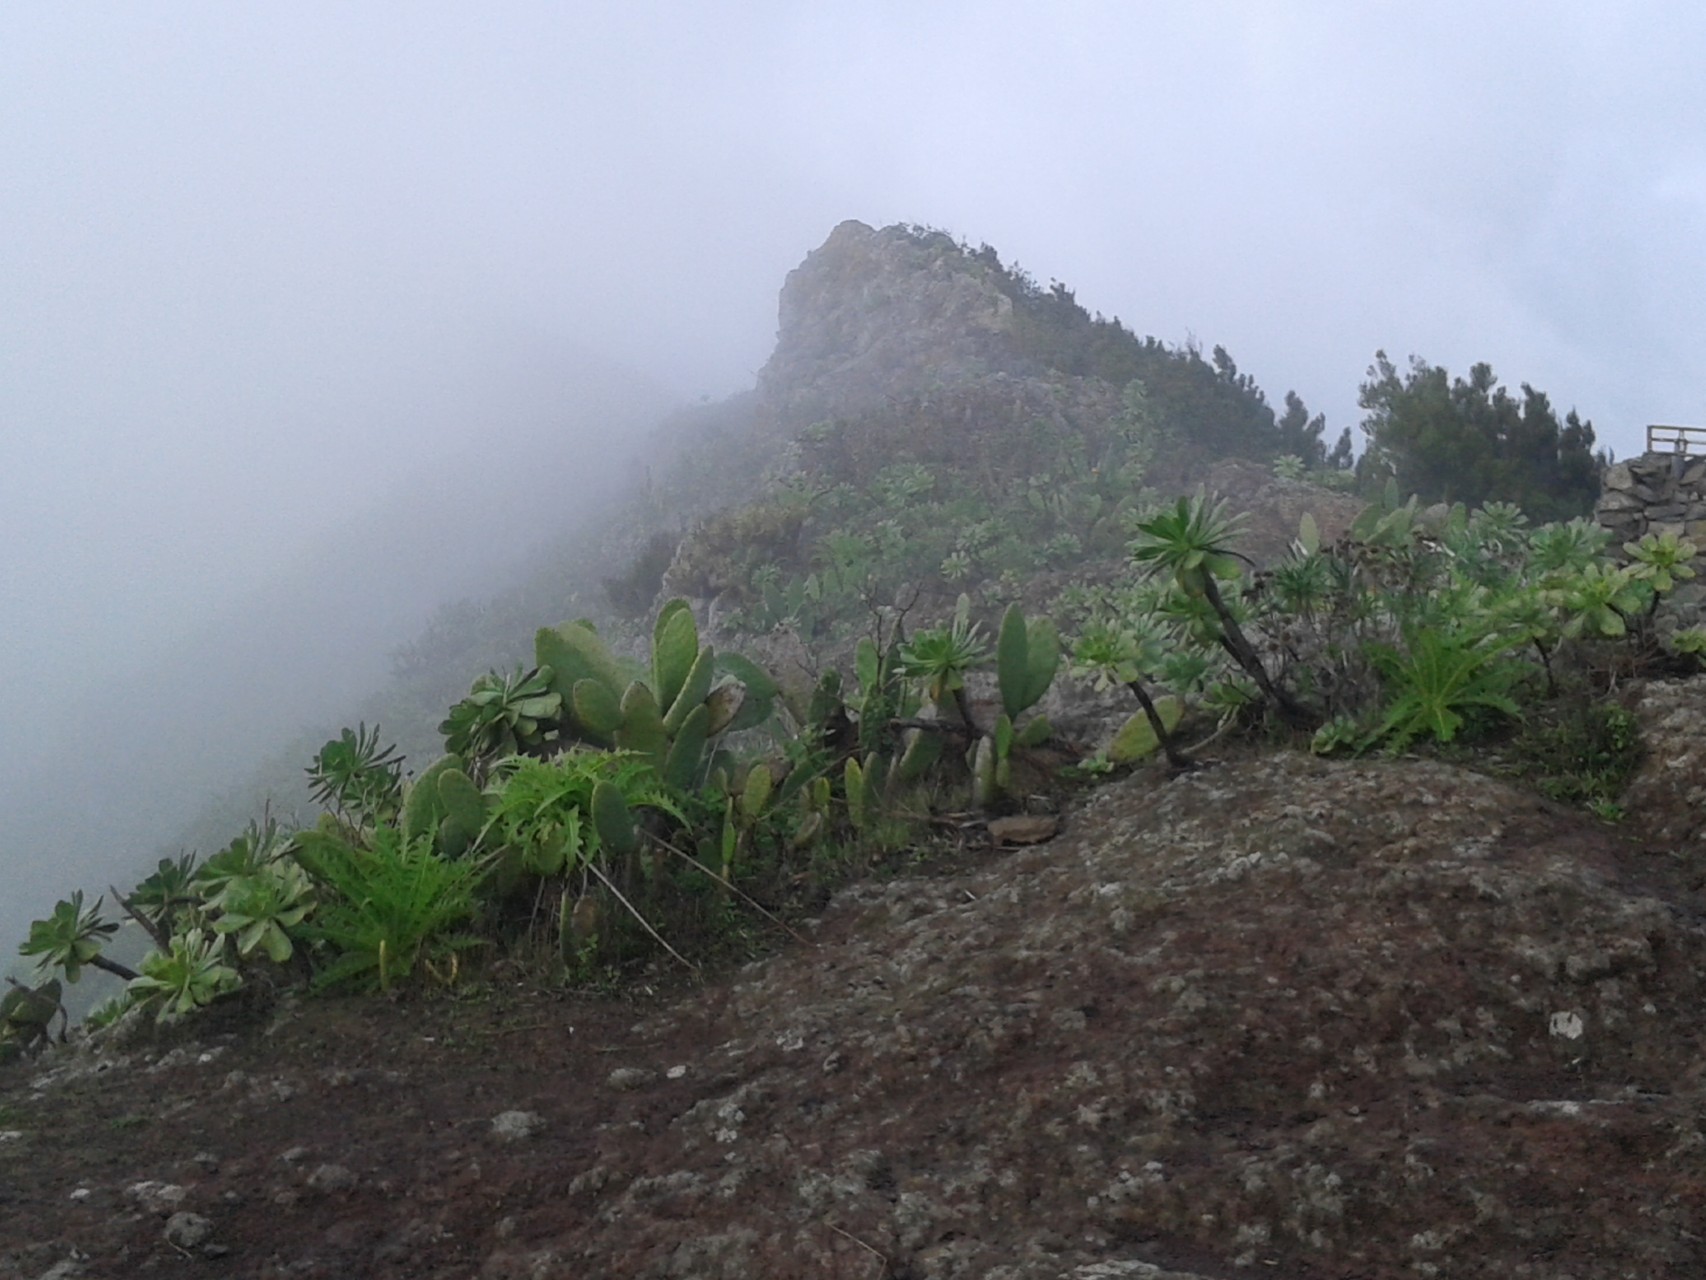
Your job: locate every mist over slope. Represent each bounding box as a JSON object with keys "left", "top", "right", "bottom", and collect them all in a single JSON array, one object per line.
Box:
[
  {"left": 3, "top": 218, "right": 1399, "bottom": 972},
  {"left": 1, "top": 336, "right": 671, "bottom": 966}
]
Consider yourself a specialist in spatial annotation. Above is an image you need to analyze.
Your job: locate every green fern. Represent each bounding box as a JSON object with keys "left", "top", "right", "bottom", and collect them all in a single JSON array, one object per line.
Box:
[
  {"left": 293, "top": 826, "right": 483, "bottom": 994},
  {"left": 1367, "top": 625, "right": 1527, "bottom": 749}
]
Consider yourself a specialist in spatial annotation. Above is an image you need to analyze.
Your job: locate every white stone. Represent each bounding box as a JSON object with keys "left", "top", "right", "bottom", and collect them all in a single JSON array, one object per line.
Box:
[{"left": 1548, "top": 1010, "right": 1585, "bottom": 1040}]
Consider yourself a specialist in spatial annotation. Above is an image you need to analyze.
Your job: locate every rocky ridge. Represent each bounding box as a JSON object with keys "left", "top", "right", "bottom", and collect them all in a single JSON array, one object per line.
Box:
[{"left": 757, "top": 220, "right": 1021, "bottom": 422}]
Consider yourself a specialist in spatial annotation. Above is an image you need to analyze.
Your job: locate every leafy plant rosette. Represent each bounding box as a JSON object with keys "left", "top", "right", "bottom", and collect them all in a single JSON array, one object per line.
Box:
[
  {"left": 307, "top": 722, "right": 404, "bottom": 826},
  {"left": 203, "top": 858, "right": 314, "bottom": 965},
  {"left": 440, "top": 665, "right": 563, "bottom": 768},
  {"left": 19, "top": 891, "right": 131, "bottom": 983},
  {"left": 897, "top": 605, "right": 990, "bottom": 731},
  {"left": 125, "top": 853, "right": 202, "bottom": 938},
  {"left": 126, "top": 929, "right": 242, "bottom": 1023}
]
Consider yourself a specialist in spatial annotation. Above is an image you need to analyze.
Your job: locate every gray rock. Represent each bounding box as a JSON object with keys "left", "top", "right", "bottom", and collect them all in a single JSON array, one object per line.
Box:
[
  {"left": 164, "top": 1210, "right": 214, "bottom": 1249},
  {"left": 491, "top": 1109, "right": 546, "bottom": 1142},
  {"left": 307, "top": 1163, "right": 356, "bottom": 1192},
  {"left": 125, "top": 1179, "right": 187, "bottom": 1215},
  {"left": 606, "top": 1066, "right": 657, "bottom": 1091}
]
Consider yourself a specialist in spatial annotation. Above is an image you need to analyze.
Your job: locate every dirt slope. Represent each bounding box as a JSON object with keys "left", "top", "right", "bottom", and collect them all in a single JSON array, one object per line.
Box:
[{"left": 5, "top": 742, "right": 1706, "bottom": 1279}]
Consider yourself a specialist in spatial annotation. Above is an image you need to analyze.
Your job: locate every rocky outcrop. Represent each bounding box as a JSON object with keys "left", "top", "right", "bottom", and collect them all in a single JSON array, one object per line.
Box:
[
  {"left": 11, "top": 737, "right": 1705, "bottom": 1279},
  {"left": 561, "top": 753, "right": 1704, "bottom": 1278},
  {"left": 1595, "top": 451, "right": 1706, "bottom": 634},
  {"left": 757, "top": 221, "right": 1021, "bottom": 422},
  {"left": 1622, "top": 675, "right": 1706, "bottom": 874},
  {"left": 1201, "top": 457, "right": 1366, "bottom": 564}
]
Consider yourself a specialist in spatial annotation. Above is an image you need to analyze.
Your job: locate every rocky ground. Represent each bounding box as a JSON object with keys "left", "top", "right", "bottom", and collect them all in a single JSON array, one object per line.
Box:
[{"left": 6, "top": 681, "right": 1706, "bottom": 1280}]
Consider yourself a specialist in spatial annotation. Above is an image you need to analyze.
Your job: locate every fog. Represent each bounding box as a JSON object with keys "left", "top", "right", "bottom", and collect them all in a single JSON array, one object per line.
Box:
[{"left": 6, "top": 3, "right": 1706, "bottom": 962}]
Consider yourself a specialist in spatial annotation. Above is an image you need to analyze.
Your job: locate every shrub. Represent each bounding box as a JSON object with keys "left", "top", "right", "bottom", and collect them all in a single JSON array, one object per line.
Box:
[{"left": 1510, "top": 701, "right": 1642, "bottom": 809}]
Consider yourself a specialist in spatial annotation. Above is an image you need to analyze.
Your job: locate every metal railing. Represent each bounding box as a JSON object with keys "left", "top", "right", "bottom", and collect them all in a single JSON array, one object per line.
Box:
[{"left": 1647, "top": 423, "right": 1706, "bottom": 455}]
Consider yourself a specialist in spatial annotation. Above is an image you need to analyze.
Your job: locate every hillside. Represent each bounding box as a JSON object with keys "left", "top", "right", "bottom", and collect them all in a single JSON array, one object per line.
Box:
[
  {"left": 6, "top": 688, "right": 1706, "bottom": 1277},
  {"left": 134, "top": 220, "right": 1349, "bottom": 880},
  {"left": 7, "top": 220, "right": 1706, "bottom": 1278}
]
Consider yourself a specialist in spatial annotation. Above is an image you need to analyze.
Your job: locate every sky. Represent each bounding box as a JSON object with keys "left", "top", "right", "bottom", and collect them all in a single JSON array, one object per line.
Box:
[{"left": 4, "top": 2, "right": 1705, "bottom": 955}]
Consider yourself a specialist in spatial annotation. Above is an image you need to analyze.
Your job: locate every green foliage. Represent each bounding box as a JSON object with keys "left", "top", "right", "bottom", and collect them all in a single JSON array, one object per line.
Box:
[
  {"left": 293, "top": 826, "right": 483, "bottom": 994},
  {"left": 1671, "top": 627, "right": 1706, "bottom": 666},
  {"left": 996, "top": 603, "right": 1060, "bottom": 721},
  {"left": 1310, "top": 717, "right": 1368, "bottom": 758},
  {"left": 0, "top": 978, "right": 66, "bottom": 1062},
  {"left": 1357, "top": 351, "right": 1603, "bottom": 521},
  {"left": 125, "top": 853, "right": 201, "bottom": 938},
  {"left": 434, "top": 766, "right": 489, "bottom": 859},
  {"left": 535, "top": 621, "right": 637, "bottom": 730},
  {"left": 439, "top": 666, "right": 562, "bottom": 769},
  {"left": 203, "top": 857, "right": 313, "bottom": 964},
  {"left": 590, "top": 779, "right": 642, "bottom": 859},
  {"left": 126, "top": 929, "right": 241, "bottom": 1022},
  {"left": 721, "top": 372, "right": 1168, "bottom": 641},
  {"left": 1131, "top": 492, "right": 1314, "bottom": 728},
  {"left": 1131, "top": 492, "right": 1248, "bottom": 584},
  {"left": 193, "top": 815, "right": 295, "bottom": 903},
  {"left": 951, "top": 603, "right": 1063, "bottom": 807},
  {"left": 83, "top": 994, "right": 132, "bottom": 1031},
  {"left": 1069, "top": 598, "right": 1204, "bottom": 769},
  {"left": 482, "top": 752, "right": 681, "bottom": 879},
  {"left": 306, "top": 722, "right": 403, "bottom": 826},
  {"left": 898, "top": 606, "right": 990, "bottom": 729},
  {"left": 1366, "top": 626, "right": 1527, "bottom": 749},
  {"left": 401, "top": 753, "right": 469, "bottom": 849},
  {"left": 1527, "top": 519, "right": 1611, "bottom": 576},
  {"left": 714, "top": 653, "right": 781, "bottom": 734},
  {"left": 1070, "top": 614, "right": 1172, "bottom": 692},
  {"left": 1623, "top": 531, "right": 1698, "bottom": 595},
  {"left": 1510, "top": 701, "right": 1642, "bottom": 810},
  {"left": 1551, "top": 562, "right": 1648, "bottom": 639},
  {"left": 1106, "top": 695, "right": 1185, "bottom": 763},
  {"left": 20, "top": 892, "right": 124, "bottom": 984},
  {"left": 536, "top": 602, "right": 775, "bottom": 789}
]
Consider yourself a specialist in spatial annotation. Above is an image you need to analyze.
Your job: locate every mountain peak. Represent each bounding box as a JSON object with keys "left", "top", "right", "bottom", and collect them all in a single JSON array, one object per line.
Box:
[{"left": 758, "top": 221, "right": 1019, "bottom": 420}]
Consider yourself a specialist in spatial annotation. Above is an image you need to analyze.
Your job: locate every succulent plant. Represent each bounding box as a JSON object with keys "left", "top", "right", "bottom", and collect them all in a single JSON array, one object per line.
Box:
[
  {"left": 19, "top": 892, "right": 135, "bottom": 984},
  {"left": 535, "top": 600, "right": 777, "bottom": 792},
  {"left": 306, "top": 722, "right": 404, "bottom": 826},
  {"left": 126, "top": 929, "right": 242, "bottom": 1022},
  {"left": 995, "top": 603, "right": 1059, "bottom": 722},
  {"left": 898, "top": 612, "right": 989, "bottom": 732},
  {"left": 0, "top": 977, "right": 67, "bottom": 1062},
  {"left": 439, "top": 666, "right": 562, "bottom": 768},
  {"left": 204, "top": 858, "right": 314, "bottom": 964}
]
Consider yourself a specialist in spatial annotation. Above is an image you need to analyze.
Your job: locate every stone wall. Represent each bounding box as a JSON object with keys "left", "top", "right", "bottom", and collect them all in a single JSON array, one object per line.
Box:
[{"left": 1595, "top": 452, "right": 1706, "bottom": 633}]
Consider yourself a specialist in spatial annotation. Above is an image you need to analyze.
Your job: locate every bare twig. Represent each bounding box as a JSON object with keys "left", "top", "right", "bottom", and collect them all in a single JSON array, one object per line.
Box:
[
  {"left": 826, "top": 1222, "right": 891, "bottom": 1278},
  {"left": 584, "top": 863, "right": 698, "bottom": 972},
  {"left": 109, "top": 883, "right": 170, "bottom": 952},
  {"left": 651, "top": 836, "right": 816, "bottom": 949}
]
